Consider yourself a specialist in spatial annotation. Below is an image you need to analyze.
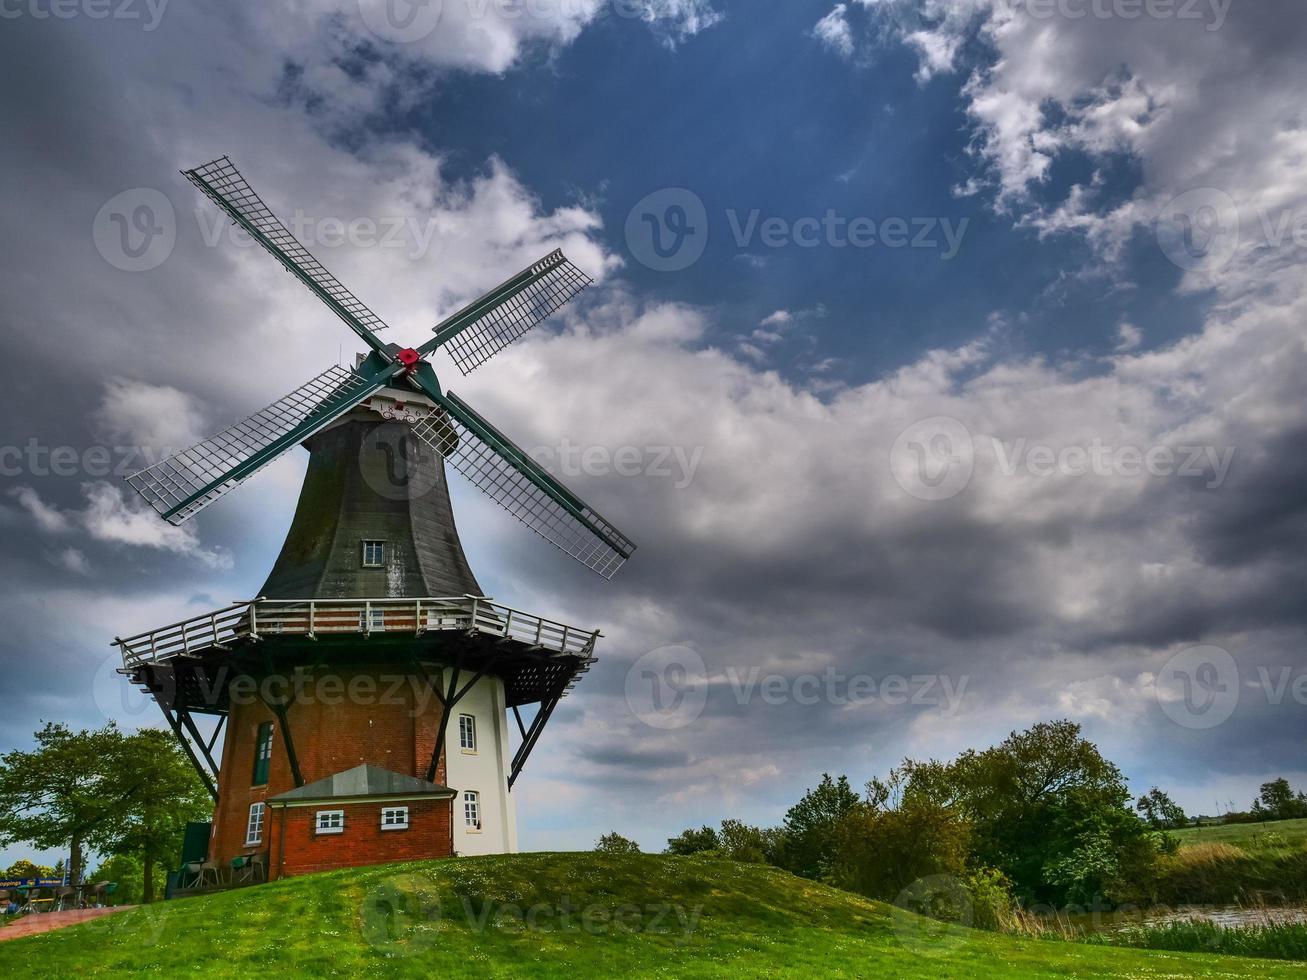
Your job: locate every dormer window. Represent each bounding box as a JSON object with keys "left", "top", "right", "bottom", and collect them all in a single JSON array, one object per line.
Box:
[{"left": 362, "top": 540, "right": 385, "bottom": 567}]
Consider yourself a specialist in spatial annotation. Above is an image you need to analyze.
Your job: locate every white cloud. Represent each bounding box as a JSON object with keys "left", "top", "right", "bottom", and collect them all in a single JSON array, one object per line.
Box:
[
  {"left": 1115, "top": 321, "right": 1142, "bottom": 352},
  {"left": 80, "top": 482, "right": 231, "bottom": 569},
  {"left": 759, "top": 309, "right": 793, "bottom": 327},
  {"left": 8, "top": 486, "right": 71, "bottom": 534},
  {"left": 51, "top": 547, "right": 91, "bottom": 575},
  {"left": 14, "top": 483, "right": 232, "bottom": 570},
  {"left": 95, "top": 378, "right": 207, "bottom": 452},
  {"left": 813, "top": 4, "right": 855, "bottom": 57}
]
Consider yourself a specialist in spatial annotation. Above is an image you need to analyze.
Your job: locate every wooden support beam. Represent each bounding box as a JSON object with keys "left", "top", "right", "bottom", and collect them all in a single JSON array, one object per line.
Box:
[
  {"left": 260, "top": 652, "right": 304, "bottom": 787},
  {"left": 158, "top": 703, "right": 218, "bottom": 802}
]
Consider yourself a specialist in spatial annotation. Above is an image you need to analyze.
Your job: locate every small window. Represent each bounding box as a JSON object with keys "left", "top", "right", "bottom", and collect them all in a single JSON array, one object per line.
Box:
[
  {"left": 463, "top": 791, "right": 480, "bottom": 831},
  {"left": 362, "top": 540, "right": 386, "bottom": 567},
  {"left": 459, "top": 714, "right": 477, "bottom": 752},
  {"left": 381, "top": 806, "right": 409, "bottom": 831},
  {"left": 359, "top": 607, "right": 385, "bottom": 631},
  {"left": 245, "top": 802, "right": 265, "bottom": 845},
  {"left": 315, "top": 810, "right": 345, "bottom": 835},
  {"left": 252, "top": 722, "right": 273, "bottom": 786}
]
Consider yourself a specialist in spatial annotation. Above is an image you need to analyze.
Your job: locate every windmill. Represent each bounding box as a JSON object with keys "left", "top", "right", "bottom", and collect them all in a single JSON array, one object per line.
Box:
[
  {"left": 125, "top": 156, "right": 635, "bottom": 578},
  {"left": 112, "top": 157, "right": 636, "bottom": 882}
]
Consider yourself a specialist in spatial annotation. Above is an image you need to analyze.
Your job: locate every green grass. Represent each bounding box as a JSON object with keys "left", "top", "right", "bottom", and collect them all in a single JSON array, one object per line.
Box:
[
  {"left": 1086, "top": 920, "right": 1307, "bottom": 961},
  {"left": 2, "top": 853, "right": 1303, "bottom": 976},
  {"left": 1149, "top": 819, "right": 1307, "bottom": 905},
  {"left": 1169, "top": 818, "right": 1307, "bottom": 851}
]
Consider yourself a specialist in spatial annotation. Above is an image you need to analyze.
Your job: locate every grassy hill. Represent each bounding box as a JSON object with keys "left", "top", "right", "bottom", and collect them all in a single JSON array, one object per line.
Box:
[
  {"left": 1155, "top": 818, "right": 1307, "bottom": 905},
  {"left": 1169, "top": 817, "right": 1307, "bottom": 850},
  {"left": 4, "top": 853, "right": 1303, "bottom": 976}
]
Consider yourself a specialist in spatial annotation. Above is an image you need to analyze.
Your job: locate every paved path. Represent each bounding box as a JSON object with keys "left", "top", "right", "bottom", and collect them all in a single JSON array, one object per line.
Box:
[{"left": 0, "top": 906, "right": 134, "bottom": 941}]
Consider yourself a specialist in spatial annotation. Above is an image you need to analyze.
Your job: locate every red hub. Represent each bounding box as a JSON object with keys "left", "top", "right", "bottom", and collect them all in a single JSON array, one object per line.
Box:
[{"left": 396, "top": 347, "right": 421, "bottom": 371}]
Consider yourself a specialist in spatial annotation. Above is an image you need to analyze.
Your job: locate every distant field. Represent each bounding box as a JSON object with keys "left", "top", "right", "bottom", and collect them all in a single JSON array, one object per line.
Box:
[
  {"left": 2, "top": 853, "right": 1302, "bottom": 976},
  {"left": 1169, "top": 819, "right": 1307, "bottom": 850}
]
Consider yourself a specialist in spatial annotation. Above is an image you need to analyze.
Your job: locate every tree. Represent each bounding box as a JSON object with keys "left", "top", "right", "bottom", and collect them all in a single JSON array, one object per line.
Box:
[
  {"left": 828, "top": 773, "right": 972, "bottom": 903},
  {"left": 897, "top": 721, "right": 1158, "bottom": 905},
  {"left": 86, "top": 853, "right": 143, "bottom": 905},
  {"left": 1252, "top": 778, "right": 1307, "bottom": 821},
  {"left": 595, "top": 832, "right": 641, "bottom": 855},
  {"left": 718, "top": 819, "right": 785, "bottom": 864},
  {"left": 664, "top": 825, "right": 720, "bottom": 855},
  {"left": 4, "top": 859, "right": 53, "bottom": 880},
  {"left": 780, "top": 774, "right": 862, "bottom": 879},
  {"left": 1136, "top": 788, "right": 1188, "bottom": 830},
  {"left": 93, "top": 729, "right": 211, "bottom": 902},
  {"left": 0, "top": 723, "right": 130, "bottom": 884}
]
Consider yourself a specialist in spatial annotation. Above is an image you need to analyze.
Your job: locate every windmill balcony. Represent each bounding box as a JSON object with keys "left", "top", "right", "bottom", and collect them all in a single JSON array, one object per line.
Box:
[{"left": 115, "top": 596, "right": 599, "bottom": 668}]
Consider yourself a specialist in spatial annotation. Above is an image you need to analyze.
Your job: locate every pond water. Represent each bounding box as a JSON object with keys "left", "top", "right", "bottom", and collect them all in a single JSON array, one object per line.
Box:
[{"left": 1059, "top": 904, "right": 1307, "bottom": 933}]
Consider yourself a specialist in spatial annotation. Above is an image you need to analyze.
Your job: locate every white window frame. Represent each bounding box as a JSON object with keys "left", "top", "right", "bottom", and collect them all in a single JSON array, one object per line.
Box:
[
  {"left": 359, "top": 607, "right": 385, "bottom": 631},
  {"left": 458, "top": 713, "right": 477, "bottom": 753},
  {"left": 361, "top": 540, "right": 386, "bottom": 567},
  {"left": 315, "top": 809, "right": 345, "bottom": 835},
  {"left": 463, "top": 791, "right": 481, "bottom": 831},
  {"left": 245, "top": 802, "right": 265, "bottom": 846},
  {"left": 380, "top": 806, "right": 410, "bottom": 831}
]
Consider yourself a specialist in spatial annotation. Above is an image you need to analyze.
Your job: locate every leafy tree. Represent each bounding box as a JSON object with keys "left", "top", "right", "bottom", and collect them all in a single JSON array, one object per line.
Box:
[
  {"left": 780, "top": 774, "right": 862, "bottom": 879},
  {"left": 595, "top": 832, "right": 641, "bottom": 855},
  {"left": 4, "top": 859, "right": 53, "bottom": 879},
  {"left": 827, "top": 772, "right": 972, "bottom": 903},
  {"left": 1251, "top": 778, "right": 1307, "bottom": 821},
  {"left": 664, "top": 825, "right": 720, "bottom": 856},
  {"left": 86, "top": 853, "right": 143, "bottom": 905},
  {"left": 0, "top": 723, "right": 131, "bottom": 884},
  {"left": 897, "top": 721, "right": 1157, "bottom": 905},
  {"left": 718, "top": 819, "right": 786, "bottom": 864},
  {"left": 94, "top": 728, "right": 211, "bottom": 902},
  {"left": 1136, "top": 788, "right": 1188, "bottom": 830}
]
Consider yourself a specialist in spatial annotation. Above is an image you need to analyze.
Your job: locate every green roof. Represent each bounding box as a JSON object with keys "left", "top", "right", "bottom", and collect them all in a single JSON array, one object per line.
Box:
[{"left": 267, "top": 764, "right": 455, "bottom": 803}]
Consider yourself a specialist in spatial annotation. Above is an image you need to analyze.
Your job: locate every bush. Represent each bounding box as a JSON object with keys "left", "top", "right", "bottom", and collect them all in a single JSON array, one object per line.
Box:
[
  {"left": 665, "top": 826, "right": 720, "bottom": 856},
  {"left": 595, "top": 832, "right": 640, "bottom": 855},
  {"left": 827, "top": 794, "right": 971, "bottom": 903}
]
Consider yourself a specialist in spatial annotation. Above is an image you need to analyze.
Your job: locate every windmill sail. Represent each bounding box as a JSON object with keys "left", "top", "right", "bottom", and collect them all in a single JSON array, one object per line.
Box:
[
  {"left": 183, "top": 157, "right": 390, "bottom": 349},
  {"left": 428, "top": 249, "right": 592, "bottom": 375},
  {"left": 410, "top": 391, "right": 636, "bottom": 578},
  {"left": 126, "top": 365, "right": 381, "bottom": 525}
]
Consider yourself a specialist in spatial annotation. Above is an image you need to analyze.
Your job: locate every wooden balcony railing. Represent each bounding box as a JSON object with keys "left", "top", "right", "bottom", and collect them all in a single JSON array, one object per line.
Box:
[{"left": 114, "top": 596, "right": 600, "bottom": 670}]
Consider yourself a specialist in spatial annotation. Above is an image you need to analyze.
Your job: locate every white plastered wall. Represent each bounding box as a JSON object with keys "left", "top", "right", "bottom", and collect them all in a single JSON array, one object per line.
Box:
[{"left": 443, "top": 672, "right": 518, "bottom": 855}]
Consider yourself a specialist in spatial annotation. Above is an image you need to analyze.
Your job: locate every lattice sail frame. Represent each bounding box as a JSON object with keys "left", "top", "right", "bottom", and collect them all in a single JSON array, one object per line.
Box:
[
  {"left": 184, "top": 157, "right": 390, "bottom": 342},
  {"left": 124, "top": 155, "right": 636, "bottom": 575},
  {"left": 436, "top": 249, "right": 592, "bottom": 375},
  {"left": 411, "top": 394, "right": 635, "bottom": 578},
  {"left": 126, "top": 366, "right": 374, "bottom": 525}
]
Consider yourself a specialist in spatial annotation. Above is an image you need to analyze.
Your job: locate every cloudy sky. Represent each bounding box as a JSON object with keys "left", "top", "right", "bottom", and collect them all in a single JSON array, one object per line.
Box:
[{"left": 1, "top": 0, "right": 1304, "bottom": 863}]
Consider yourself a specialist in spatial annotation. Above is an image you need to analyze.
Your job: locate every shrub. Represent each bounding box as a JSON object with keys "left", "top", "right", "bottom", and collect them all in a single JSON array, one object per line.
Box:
[{"left": 595, "top": 832, "right": 641, "bottom": 855}]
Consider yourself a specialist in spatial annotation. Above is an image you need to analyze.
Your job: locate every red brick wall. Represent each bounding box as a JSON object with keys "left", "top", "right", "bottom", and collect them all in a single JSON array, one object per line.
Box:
[
  {"left": 265, "top": 798, "right": 453, "bottom": 880},
  {"left": 209, "top": 664, "right": 448, "bottom": 866}
]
